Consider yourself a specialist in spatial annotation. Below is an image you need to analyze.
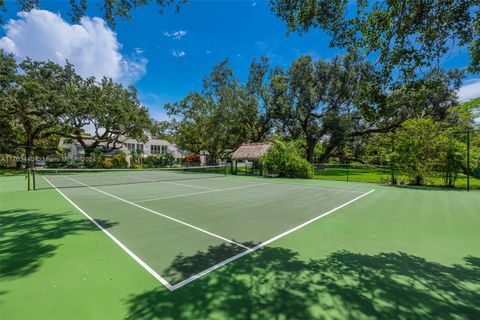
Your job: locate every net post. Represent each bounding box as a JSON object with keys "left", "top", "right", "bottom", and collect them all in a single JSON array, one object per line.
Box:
[
  {"left": 27, "top": 168, "right": 31, "bottom": 191},
  {"left": 467, "top": 130, "right": 470, "bottom": 191}
]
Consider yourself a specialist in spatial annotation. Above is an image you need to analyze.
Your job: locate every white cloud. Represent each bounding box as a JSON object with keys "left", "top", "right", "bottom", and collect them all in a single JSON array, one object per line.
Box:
[
  {"left": 252, "top": 2, "right": 257, "bottom": 7},
  {"left": 171, "top": 50, "right": 186, "bottom": 58},
  {"left": 459, "top": 79, "right": 480, "bottom": 102},
  {"left": 134, "top": 47, "right": 145, "bottom": 54},
  {"left": 150, "top": 109, "right": 170, "bottom": 121},
  {"left": 0, "top": 9, "right": 147, "bottom": 84},
  {"left": 163, "top": 30, "right": 187, "bottom": 40},
  {"left": 205, "top": 49, "right": 212, "bottom": 54}
]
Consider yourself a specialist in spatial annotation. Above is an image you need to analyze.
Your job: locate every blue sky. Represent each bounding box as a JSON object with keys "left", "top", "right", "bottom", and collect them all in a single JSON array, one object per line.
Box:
[{"left": 1, "top": 0, "right": 479, "bottom": 120}]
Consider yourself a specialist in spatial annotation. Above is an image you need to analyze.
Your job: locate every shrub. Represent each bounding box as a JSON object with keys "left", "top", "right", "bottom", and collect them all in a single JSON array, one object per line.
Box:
[
  {"left": 160, "top": 153, "right": 175, "bottom": 166},
  {"left": 262, "top": 140, "right": 313, "bottom": 179},
  {"left": 85, "top": 150, "right": 103, "bottom": 168},
  {"left": 112, "top": 151, "right": 128, "bottom": 168},
  {"left": 101, "top": 158, "right": 113, "bottom": 169},
  {"left": 144, "top": 153, "right": 175, "bottom": 168},
  {"left": 286, "top": 156, "right": 314, "bottom": 178},
  {"left": 184, "top": 153, "right": 200, "bottom": 164},
  {"left": 144, "top": 155, "right": 160, "bottom": 168}
]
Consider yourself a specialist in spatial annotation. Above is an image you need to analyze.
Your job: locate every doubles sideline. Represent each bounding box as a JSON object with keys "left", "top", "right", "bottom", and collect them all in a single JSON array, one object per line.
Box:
[{"left": 45, "top": 176, "right": 374, "bottom": 291}]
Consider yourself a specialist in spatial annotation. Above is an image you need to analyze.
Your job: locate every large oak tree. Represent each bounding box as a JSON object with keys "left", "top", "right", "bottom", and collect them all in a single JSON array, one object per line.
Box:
[
  {"left": 271, "top": 0, "right": 479, "bottom": 81},
  {"left": 165, "top": 60, "right": 245, "bottom": 162}
]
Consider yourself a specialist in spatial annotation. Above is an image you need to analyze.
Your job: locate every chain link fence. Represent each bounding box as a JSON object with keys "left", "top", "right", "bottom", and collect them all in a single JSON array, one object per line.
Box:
[{"left": 314, "top": 129, "right": 480, "bottom": 190}]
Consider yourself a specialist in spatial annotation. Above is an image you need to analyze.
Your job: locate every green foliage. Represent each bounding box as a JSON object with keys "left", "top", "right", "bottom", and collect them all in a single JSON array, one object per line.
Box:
[
  {"left": 1, "top": 51, "right": 76, "bottom": 163},
  {"left": 61, "top": 77, "right": 153, "bottom": 156},
  {"left": 1, "top": 0, "right": 187, "bottom": 28},
  {"left": 240, "top": 56, "right": 276, "bottom": 142},
  {"left": 450, "top": 97, "right": 480, "bottom": 129},
  {"left": 165, "top": 60, "right": 246, "bottom": 162},
  {"left": 144, "top": 153, "right": 175, "bottom": 168},
  {"left": 112, "top": 151, "right": 128, "bottom": 168},
  {"left": 84, "top": 149, "right": 103, "bottom": 168},
  {"left": 271, "top": 0, "right": 479, "bottom": 79},
  {"left": 392, "top": 118, "right": 465, "bottom": 186},
  {"left": 0, "top": 50, "right": 18, "bottom": 154},
  {"left": 101, "top": 158, "right": 113, "bottom": 169},
  {"left": 270, "top": 54, "right": 372, "bottom": 162},
  {"left": 130, "top": 149, "right": 144, "bottom": 166},
  {"left": 1, "top": 51, "right": 154, "bottom": 159},
  {"left": 262, "top": 140, "right": 313, "bottom": 179}
]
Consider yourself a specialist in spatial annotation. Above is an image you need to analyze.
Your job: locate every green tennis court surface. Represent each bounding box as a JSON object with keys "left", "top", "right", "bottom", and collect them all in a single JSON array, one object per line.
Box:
[
  {"left": 38, "top": 171, "right": 373, "bottom": 289},
  {"left": 2, "top": 172, "right": 479, "bottom": 319}
]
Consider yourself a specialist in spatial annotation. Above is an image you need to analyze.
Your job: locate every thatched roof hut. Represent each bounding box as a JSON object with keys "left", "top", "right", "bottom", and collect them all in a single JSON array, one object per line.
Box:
[{"left": 232, "top": 143, "right": 272, "bottom": 161}]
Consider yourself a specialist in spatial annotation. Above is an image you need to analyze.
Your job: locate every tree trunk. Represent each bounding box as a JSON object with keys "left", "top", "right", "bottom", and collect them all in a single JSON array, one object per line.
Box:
[
  {"left": 317, "top": 143, "right": 336, "bottom": 164},
  {"left": 25, "top": 138, "right": 33, "bottom": 168},
  {"left": 306, "top": 139, "right": 317, "bottom": 163}
]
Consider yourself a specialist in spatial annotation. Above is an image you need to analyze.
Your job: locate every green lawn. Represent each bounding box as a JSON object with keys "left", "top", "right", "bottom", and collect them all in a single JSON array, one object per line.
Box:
[
  {"left": 314, "top": 166, "right": 480, "bottom": 190},
  {"left": 1, "top": 174, "right": 479, "bottom": 319}
]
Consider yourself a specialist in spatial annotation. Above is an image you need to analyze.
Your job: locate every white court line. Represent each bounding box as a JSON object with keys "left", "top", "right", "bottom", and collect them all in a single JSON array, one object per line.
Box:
[
  {"left": 136, "top": 183, "right": 269, "bottom": 203},
  {"left": 169, "top": 189, "right": 375, "bottom": 290},
  {"left": 164, "top": 181, "right": 219, "bottom": 191},
  {"left": 48, "top": 174, "right": 374, "bottom": 291},
  {"left": 62, "top": 176, "right": 251, "bottom": 251},
  {"left": 221, "top": 177, "right": 368, "bottom": 194},
  {"left": 130, "top": 175, "right": 219, "bottom": 191},
  {"left": 42, "top": 177, "right": 175, "bottom": 291}
]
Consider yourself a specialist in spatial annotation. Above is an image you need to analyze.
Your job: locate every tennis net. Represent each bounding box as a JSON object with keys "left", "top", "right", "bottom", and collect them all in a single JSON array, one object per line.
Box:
[{"left": 32, "top": 165, "right": 227, "bottom": 190}]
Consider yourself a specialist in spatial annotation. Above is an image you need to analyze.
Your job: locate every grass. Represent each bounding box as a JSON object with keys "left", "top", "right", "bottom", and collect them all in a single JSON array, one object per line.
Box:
[
  {"left": 314, "top": 165, "right": 480, "bottom": 190},
  {"left": 0, "top": 169, "right": 25, "bottom": 176},
  {"left": 1, "top": 174, "right": 479, "bottom": 319}
]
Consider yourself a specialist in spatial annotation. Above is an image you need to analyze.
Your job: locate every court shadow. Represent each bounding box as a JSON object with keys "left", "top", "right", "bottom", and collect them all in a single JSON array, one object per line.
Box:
[
  {"left": 164, "top": 241, "right": 258, "bottom": 285},
  {"left": 125, "top": 247, "right": 480, "bottom": 319},
  {"left": 0, "top": 208, "right": 117, "bottom": 279}
]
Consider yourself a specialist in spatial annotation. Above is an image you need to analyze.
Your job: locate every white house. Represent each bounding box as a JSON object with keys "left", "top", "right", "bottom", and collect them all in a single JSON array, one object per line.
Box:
[
  {"left": 121, "top": 138, "right": 184, "bottom": 159},
  {"left": 59, "top": 137, "right": 185, "bottom": 162}
]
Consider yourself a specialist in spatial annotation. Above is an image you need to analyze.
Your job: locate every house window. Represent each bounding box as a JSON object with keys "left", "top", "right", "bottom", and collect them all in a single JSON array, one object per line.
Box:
[
  {"left": 126, "top": 143, "right": 135, "bottom": 151},
  {"left": 136, "top": 144, "right": 144, "bottom": 152},
  {"left": 151, "top": 145, "right": 161, "bottom": 154},
  {"left": 151, "top": 145, "right": 168, "bottom": 154}
]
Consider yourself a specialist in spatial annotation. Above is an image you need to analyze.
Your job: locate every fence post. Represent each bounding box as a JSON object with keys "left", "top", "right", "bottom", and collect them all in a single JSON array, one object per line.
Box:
[
  {"left": 27, "top": 168, "right": 31, "bottom": 191},
  {"left": 346, "top": 164, "right": 349, "bottom": 182},
  {"left": 467, "top": 130, "right": 470, "bottom": 191},
  {"left": 391, "top": 134, "right": 396, "bottom": 185}
]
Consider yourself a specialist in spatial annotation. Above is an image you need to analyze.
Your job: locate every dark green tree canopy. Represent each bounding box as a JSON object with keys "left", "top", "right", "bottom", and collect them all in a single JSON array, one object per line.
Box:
[
  {"left": 270, "top": 54, "right": 375, "bottom": 161},
  {"left": 1, "top": 51, "right": 155, "bottom": 158},
  {"left": 1, "top": 52, "right": 76, "bottom": 159},
  {"left": 0, "top": 0, "right": 187, "bottom": 27},
  {"left": 271, "top": 0, "right": 480, "bottom": 79},
  {"left": 60, "top": 77, "right": 153, "bottom": 155},
  {"left": 165, "top": 60, "right": 245, "bottom": 162}
]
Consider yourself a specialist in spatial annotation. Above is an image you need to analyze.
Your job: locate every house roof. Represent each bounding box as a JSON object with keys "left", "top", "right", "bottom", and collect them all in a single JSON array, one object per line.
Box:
[{"left": 232, "top": 143, "right": 272, "bottom": 161}]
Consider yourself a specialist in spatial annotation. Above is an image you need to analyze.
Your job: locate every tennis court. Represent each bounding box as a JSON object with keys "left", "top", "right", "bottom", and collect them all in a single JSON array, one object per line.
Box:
[{"left": 32, "top": 166, "right": 374, "bottom": 290}]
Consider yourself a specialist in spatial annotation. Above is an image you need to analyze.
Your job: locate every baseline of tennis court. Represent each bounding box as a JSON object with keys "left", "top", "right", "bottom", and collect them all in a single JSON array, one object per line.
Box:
[{"left": 42, "top": 173, "right": 374, "bottom": 291}]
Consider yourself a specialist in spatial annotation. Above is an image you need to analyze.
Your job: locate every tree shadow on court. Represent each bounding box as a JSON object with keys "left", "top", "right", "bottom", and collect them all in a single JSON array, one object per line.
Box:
[
  {"left": 125, "top": 246, "right": 480, "bottom": 319},
  {"left": 163, "top": 241, "right": 259, "bottom": 285},
  {"left": 0, "top": 208, "right": 117, "bottom": 279}
]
